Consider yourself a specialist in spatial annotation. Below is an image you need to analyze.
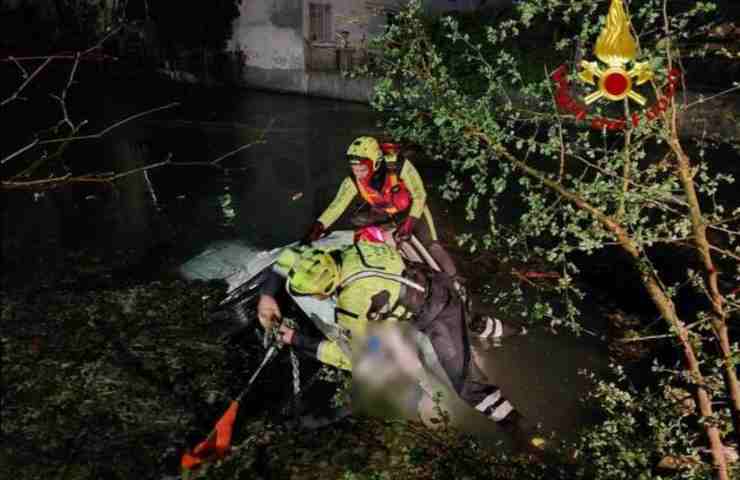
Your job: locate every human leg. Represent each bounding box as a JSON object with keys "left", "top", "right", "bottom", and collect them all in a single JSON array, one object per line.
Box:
[{"left": 416, "top": 274, "right": 523, "bottom": 428}]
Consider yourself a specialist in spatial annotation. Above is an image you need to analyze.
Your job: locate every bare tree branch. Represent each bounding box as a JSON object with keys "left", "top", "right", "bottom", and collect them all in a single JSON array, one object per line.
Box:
[
  {"left": 8, "top": 56, "right": 29, "bottom": 78},
  {"left": 1, "top": 139, "right": 39, "bottom": 165},
  {"left": 682, "top": 85, "right": 740, "bottom": 110},
  {"left": 110, "top": 155, "right": 173, "bottom": 180},
  {"left": 1, "top": 57, "right": 54, "bottom": 107},
  {"left": 33, "top": 102, "right": 181, "bottom": 146}
]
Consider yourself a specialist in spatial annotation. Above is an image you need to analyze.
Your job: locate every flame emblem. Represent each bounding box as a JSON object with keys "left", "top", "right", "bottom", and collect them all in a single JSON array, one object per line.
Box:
[{"left": 578, "top": 0, "right": 652, "bottom": 105}]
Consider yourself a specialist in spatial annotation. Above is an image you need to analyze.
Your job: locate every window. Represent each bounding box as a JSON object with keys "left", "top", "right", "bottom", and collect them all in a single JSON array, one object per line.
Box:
[{"left": 309, "top": 3, "right": 332, "bottom": 43}]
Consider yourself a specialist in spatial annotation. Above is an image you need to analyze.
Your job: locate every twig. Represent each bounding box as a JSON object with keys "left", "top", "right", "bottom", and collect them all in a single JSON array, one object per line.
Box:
[
  {"left": 91, "top": 102, "right": 181, "bottom": 139},
  {"left": 173, "top": 118, "right": 272, "bottom": 168},
  {"left": 1, "top": 139, "right": 39, "bottom": 165},
  {"left": 84, "top": 25, "right": 124, "bottom": 54},
  {"left": 685, "top": 317, "right": 714, "bottom": 332},
  {"left": 2, "top": 155, "right": 174, "bottom": 190},
  {"left": 2, "top": 174, "right": 72, "bottom": 187},
  {"left": 707, "top": 213, "right": 740, "bottom": 228},
  {"left": 707, "top": 244, "right": 740, "bottom": 263},
  {"left": 172, "top": 140, "right": 266, "bottom": 169},
  {"left": 64, "top": 52, "right": 81, "bottom": 93},
  {"left": 618, "top": 333, "right": 676, "bottom": 343},
  {"left": 617, "top": 98, "right": 633, "bottom": 220},
  {"left": 49, "top": 51, "right": 81, "bottom": 131},
  {"left": 510, "top": 269, "right": 538, "bottom": 288},
  {"left": 0, "top": 52, "right": 116, "bottom": 62},
  {"left": 543, "top": 65, "right": 567, "bottom": 183},
  {"left": 682, "top": 85, "right": 740, "bottom": 111},
  {"left": 110, "top": 156, "right": 172, "bottom": 180},
  {"left": 36, "top": 102, "right": 180, "bottom": 145},
  {"left": 1, "top": 57, "right": 54, "bottom": 107},
  {"left": 210, "top": 139, "right": 265, "bottom": 165},
  {"left": 14, "top": 122, "right": 86, "bottom": 178},
  {"left": 568, "top": 152, "right": 686, "bottom": 214},
  {"left": 9, "top": 56, "right": 28, "bottom": 78},
  {"left": 707, "top": 223, "right": 740, "bottom": 238},
  {"left": 617, "top": 315, "right": 718, "bottom": 344}
]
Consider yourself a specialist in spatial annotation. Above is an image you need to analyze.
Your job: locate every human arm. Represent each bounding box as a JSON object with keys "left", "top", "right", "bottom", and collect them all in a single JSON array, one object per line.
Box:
[
  {"left": 257, "top": 269, "right": 284, "bottom": 330},
  {"left": 398, "top": 161, "right": 426, "bottom": 220},
  {"left": 317, "top": 177, "right": 359, "bottom": 229},
  {"left": 257, "top": 294, "right": 281, "bottom": 331},
  {"left": 278, "top": 326, "right": 352, "bottom": 371}
]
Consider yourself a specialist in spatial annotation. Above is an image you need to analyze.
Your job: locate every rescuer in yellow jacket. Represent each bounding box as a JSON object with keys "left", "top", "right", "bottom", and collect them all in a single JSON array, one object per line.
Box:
[
  {"left": 303, "top": 136, "right": 458, "bottom": 278},
  {"left": 256, "top": 241, "right": 534, "bottom": 436}
]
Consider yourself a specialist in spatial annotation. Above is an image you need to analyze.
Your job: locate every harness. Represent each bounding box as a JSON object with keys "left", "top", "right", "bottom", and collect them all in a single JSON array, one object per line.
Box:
[
  {"left": 339, "top": 270, "right": 425, "bottom": 293},
  {"left": 356, "top": 159, "right": 411, "bottom": 215},
  {"left": 338, "top": 265, "right": 431, "bottom": 323}
]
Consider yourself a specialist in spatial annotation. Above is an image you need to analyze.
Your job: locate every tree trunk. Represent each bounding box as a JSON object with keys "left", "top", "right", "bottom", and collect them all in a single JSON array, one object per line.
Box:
[
  {"left": 670, "top": 119, "right": 740, "bottom": 448},
  {"left": 494, "top": 146, "right": 732, "bottom": 480}
]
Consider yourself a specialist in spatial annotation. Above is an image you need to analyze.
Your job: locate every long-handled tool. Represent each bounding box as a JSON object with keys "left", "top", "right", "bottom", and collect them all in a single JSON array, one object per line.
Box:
[
  {"left": 180, "top": 338, "right": 281, "bottom": 473},
  {"left": 408, "top": 233, "right": 441, "bottom": 272},
  {"left": 385, "top": 212, "right": 442, "bottom": 273}
]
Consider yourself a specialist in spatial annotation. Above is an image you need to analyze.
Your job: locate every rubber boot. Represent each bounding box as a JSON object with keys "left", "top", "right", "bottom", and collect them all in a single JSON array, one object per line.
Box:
[{"left": 468, "top": 315, "right": 527, "bottom": 343}]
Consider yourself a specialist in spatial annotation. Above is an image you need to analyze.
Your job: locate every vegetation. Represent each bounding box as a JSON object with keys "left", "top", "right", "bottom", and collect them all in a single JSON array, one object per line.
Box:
[
  {"left": 3, "top": 0, "right": 739, "bottom": 479},
  {"left": 1, "top": 254, "right": 229, "bottom": 478},
  {"left": 366, "top": 0, "right": 739, "bottom": 478}
]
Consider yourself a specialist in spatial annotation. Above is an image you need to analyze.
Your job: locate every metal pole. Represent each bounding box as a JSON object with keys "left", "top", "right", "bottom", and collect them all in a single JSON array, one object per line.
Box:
[{"left": 236, "top": 343, "right": 280, "bottom": 402}]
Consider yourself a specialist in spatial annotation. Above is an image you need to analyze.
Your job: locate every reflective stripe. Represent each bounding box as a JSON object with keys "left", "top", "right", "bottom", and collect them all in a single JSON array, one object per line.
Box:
[
  {"left": 339, "top": 270, "right": 425, "bottom": 293},
  {"left": 478, "top": 317, "right": 503, "bottom": 339},
  {"left": 493, "top": 318, "right": 503, "bottom": 338},
  {"left": 475, "top": 390, "right": 501, "bottom": 413},
  {"left": 479, "top": 317, "right": 494, "bottom": 338},
  {"left": 490, "top": 400, "right": 514, "bottom": 422}
]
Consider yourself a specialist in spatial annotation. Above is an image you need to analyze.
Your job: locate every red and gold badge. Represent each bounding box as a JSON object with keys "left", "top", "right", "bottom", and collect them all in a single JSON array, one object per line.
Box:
[
  {"left": 552, "top": 0, "right": 681, "bottom": 131},
  {"left": 579, "top": 0, "right": 652, "bottom": 105}
]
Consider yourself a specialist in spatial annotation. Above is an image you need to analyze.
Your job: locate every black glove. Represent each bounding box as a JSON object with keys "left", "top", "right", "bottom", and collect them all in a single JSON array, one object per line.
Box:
[{"left": 301, "top": 221, "right": 325, "bottom": 244}]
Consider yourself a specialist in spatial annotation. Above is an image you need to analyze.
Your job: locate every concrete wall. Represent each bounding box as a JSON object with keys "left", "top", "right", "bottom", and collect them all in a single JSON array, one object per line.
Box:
[
  {"left": 225, "top": 0, "right": 509, "bottom": 102},
  {"left": 229, "top": 0, "right": 306, "bottom": 71},
  {"left": 228, "top": 1, "right": 305, "bottom": 94},
  {"left": 227, "top": 0, "right": 397, "bottom": 102}
]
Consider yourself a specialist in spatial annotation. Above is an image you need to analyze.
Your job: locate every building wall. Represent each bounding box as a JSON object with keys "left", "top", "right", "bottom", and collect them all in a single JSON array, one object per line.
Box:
[
  {"left": 302, "top": 0, "right": 398, "bottom": 49},
  {"left": 229, "top": 0, "right": 305, "bottom": 71},
  {"left": 225, "top": 0, "right": 498, "bottom": 101},
  {"left": 226, "top": 0, "right": 396, "bottom": 100}
]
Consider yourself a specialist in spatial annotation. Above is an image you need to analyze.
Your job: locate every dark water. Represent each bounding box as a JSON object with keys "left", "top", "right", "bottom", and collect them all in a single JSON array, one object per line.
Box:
[{"left": 2, "top": 73, "right": 382, "bottom": 271}]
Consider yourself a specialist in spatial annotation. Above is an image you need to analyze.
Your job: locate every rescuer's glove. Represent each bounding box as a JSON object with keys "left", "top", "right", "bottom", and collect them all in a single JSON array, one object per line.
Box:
[{"left": 302, "top": 221, "right": 325, "bottom": 245}]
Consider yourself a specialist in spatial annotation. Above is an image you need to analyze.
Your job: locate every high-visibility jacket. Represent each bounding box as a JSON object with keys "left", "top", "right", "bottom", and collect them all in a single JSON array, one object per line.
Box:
[
  {"left": 277, "top": 241, "right": 419, "bottom": 370},
  {"left": 355, "top": 163, "right": 411, "bottom": 215},
  {"left": 318, "top": 159, "right": 428, "bottom": 227}
]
